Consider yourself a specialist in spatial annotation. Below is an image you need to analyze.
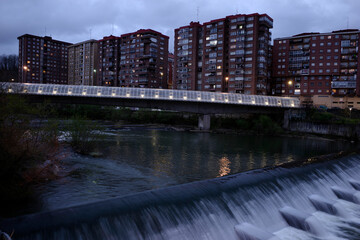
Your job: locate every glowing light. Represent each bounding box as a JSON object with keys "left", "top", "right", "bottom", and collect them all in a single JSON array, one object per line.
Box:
[
  {"left": 225, "top": 98, "right": 229, "bottom": 102},
  {"left": 288, "top": 80, "right": 293, "bottom": 86},
  {"left": 265, "top": 101, "right": 269, "bottom": 105},
  {"left": 169, "top": 95, "right": 173, "bottom": 99},
  {"left": 217, "top": 157, "right": 231, "bottom": 177},
  {"left": 126, "top": 93, "right": 130, "bottom": 97},
  {"left": 197, "top": 97, "right": 201, "bottom": 101},
  {"left": 183, "top": 96, "right": 187, "bottom": 100},
  {"left": 141, "top": 94, "right": 144, "bottom": 98},
  {"left": 211, "top": 98, "right": 215, "bottom": 102}
]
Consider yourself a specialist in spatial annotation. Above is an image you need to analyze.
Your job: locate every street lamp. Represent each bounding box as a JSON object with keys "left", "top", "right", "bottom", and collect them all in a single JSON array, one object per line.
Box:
[{"left": 349, "top": 107, "right": 353, "bottom": 118}]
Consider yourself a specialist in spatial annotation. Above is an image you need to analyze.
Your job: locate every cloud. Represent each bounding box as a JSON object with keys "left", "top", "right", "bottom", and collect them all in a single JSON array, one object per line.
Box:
[{"left": 0, "top": 0, "right": 359, "bottom": 54}]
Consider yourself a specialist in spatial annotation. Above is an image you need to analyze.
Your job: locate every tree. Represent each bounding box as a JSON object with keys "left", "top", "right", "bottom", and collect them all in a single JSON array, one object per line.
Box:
[{"left": 0, "top": 54, "right": 18, "bottom": 82}]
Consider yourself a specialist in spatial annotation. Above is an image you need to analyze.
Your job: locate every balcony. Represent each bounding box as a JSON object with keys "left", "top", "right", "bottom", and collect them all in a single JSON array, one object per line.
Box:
[
  {"left": 331, "top": 81, "right": 356, "bottom": 89},
  {"left": 259, "top": 17, "right": 273, "bottom": 28}
]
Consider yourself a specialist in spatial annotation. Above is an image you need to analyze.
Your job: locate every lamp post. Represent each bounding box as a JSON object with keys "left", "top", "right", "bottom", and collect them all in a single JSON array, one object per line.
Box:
[
  {"left": 349, "top": 107, "right": 353, "bottom": 119},
  {"left": 23, "top": 66, "right": 29, "bottom": 82}
]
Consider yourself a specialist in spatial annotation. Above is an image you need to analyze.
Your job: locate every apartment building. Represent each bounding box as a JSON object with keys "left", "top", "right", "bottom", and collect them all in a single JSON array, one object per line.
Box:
[
  {"left": 68, "top": 40, "right": 98, "bottom": 86},
  {"left": 18, "top": 34, "right": 71, "bottom": 84},
  {"left": 174, "top": 13, "right": 273, "bottom": 95},
  {"left": 168, "top": 53, "right": 175, "bottom": 89},
  {"left": 119, "top": 29, "right": 169, "bottom": 88},
  {"left": 97, "top": 35, "right": 121, "bottom": 86},
  {"left": 273, "top": 29, "right": 360, "bottom": 97}
]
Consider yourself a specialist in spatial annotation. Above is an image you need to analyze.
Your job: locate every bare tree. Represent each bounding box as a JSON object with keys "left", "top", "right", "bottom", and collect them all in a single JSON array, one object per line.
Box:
[{"left": 0, "top": 54, "right": 18, "bottom": 82}]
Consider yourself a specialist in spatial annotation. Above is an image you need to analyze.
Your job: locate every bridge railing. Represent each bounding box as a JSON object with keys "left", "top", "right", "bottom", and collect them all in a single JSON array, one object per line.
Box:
[{"left": 2, "top": 83, "right": 300, "bottom": 108}]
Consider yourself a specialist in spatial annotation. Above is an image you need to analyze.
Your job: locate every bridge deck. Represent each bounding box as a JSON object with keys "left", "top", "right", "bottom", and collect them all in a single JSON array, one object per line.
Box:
[{"left": 3, "top": 83, "right": 300, "bottom": 109}]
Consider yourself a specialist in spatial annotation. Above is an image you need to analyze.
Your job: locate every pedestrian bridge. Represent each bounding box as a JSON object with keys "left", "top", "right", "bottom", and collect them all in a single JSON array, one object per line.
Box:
[
  {"left": 3, "top": 83, "right": 301, "bottom": 129},
  {"left": 4, "top": 83, "right": 300, "bottom": 109}
]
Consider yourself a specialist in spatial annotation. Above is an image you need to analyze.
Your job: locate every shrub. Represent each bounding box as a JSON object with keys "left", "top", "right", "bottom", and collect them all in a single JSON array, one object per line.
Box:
[
  {"left": 66, "top": 116, "right": 104, "bottom": 154},
  {"left": 252, "top": 115, "right": 283, "bottom": 135},
  {"left": 0, "top": 94, "right": 60, "bottom": 217}
]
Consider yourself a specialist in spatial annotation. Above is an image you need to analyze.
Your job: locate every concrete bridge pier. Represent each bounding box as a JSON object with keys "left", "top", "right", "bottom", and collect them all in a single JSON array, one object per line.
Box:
[
  {"left": 283, "top": 109, "right": 291, "bottom": 129},
  {"left": 198, "top": 114, "right": 211, "bottom": 130}
]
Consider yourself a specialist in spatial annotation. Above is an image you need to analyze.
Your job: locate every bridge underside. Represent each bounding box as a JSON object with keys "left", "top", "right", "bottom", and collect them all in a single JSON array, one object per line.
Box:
[
  {"left": 23, "top": 94, "right": 293, "bottom": 130},
  {"left": 24, "top": 94, "right": 287, "bottom": 115}
]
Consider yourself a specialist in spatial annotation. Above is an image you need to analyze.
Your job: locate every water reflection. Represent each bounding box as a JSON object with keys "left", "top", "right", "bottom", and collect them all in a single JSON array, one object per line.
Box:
[
  {"left": 32, "top": 129, "right": 357, "bottom": 214},
  {"left": 218, "top": 157, "right": 231, "bottom": 177}
]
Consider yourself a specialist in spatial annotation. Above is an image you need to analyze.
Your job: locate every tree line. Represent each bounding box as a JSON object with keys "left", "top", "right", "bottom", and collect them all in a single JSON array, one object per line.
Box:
[{"left": 0, "top": 54, "right": 18, "bottom": 82}]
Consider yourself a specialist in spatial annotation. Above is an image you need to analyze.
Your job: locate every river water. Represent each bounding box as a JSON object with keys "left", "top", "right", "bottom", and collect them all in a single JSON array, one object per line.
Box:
[{"left": 31, "top": 128, "right": 355, "bottom": 214}]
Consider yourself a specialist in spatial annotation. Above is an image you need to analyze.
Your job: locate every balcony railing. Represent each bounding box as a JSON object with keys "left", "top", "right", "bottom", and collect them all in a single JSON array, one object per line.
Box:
[{"left": 331, "top": 81, "right": 356, "bottom": 89}]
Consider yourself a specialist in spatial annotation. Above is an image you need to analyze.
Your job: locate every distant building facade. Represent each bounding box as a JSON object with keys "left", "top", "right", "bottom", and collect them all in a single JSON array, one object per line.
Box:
[
  {"left": 174, "top": 13, "right": 273, "bottom": 95},
  {"left": 97, "top": 35, "right": 121, "bottom": 86},
  {"left": 168, "top": 53, "right": 174, "bottom": 89},
  {"left": 68, "top": 40, "right": 98, "bottom": 86},
  {"left": 118, "top": 29, "right": 169, "bottom": 88},
  {"left": 18, "top": 34, "right": 71, "bottom": 84},
  {"left": 273, "top": 29, "right": 360, "bottom": 97}
]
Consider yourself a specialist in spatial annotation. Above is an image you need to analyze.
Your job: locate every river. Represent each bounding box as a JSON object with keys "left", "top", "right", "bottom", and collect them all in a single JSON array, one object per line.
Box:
[{"left": 28, "top": 128, "right": 356, "bottom": 215}]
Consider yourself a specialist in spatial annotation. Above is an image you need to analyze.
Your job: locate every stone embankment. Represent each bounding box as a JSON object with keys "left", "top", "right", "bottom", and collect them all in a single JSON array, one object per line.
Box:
[{"left": 289, "top": 121, "right": 360, "bottom": 139}]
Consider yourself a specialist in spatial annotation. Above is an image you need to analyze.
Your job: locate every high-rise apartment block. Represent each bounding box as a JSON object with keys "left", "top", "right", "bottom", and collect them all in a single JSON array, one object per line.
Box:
[
  {"left": 68, "top": 40, "right": 98, "bottom": 86},
  {"left": 168, "top": 53, "right": 175, "bottom": 89},
  {"left": 97, "top": 35, "right": 121, "bottom": 86},
  {"left": 119, "top": 29, "right": 169, "bottom": 88},
  {"left": 18, "top": 34, "right": 71, "bottom": 84},
  {"left": 174, "top": 13, "right": 273, "bottom": 95},
  {"left": 273, "top": 29, "right": 360, "bottom": 97}
]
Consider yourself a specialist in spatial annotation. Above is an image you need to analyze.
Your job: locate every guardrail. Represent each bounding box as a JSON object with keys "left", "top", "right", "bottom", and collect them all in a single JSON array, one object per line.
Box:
[{"left": 2, "top": 83, "right": 300, "bottom": 108}]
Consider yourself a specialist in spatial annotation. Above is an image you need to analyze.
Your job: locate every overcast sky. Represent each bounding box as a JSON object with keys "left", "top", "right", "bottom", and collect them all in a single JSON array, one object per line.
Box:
[{"left": 0, "top": 0, "right": 359, "bottom": 55}]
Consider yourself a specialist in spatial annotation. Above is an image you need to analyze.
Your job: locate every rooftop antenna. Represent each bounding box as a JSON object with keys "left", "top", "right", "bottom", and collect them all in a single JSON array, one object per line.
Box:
[
  {"left": 45, "top": 26, "right": 47, "bottom": 36},
  {"left": 236, "top": 8, "right": 238, "bottom": 15},
  {"left": 112, "top": 24, "right": 114, "bottom": 35},
  {"left": 347, "top": 17, "right": 349, "bottom": 29},
  {"left": 89, "top": 28, "right": 92, "bottom": 39}
]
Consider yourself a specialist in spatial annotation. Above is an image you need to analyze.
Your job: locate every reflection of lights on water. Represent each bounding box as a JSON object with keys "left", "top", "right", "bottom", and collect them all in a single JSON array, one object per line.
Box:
[{"left": 218, "top": 157, "right": 231, "bottom": 177}]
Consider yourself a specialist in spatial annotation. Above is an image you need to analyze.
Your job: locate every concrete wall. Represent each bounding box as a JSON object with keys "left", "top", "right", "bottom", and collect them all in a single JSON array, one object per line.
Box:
[{"left": 289, "top": 121, "right": 360, "bottom": 139}]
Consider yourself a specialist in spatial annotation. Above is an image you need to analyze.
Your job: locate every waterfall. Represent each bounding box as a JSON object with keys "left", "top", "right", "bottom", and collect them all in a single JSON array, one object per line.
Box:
[{"left": 2, "top": 155, "right": 360, "bottom": 240}]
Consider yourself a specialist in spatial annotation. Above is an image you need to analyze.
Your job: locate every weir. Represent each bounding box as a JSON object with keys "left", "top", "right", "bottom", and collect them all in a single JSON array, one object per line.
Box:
[{"left": 2, "top": 155, "right": 360, "bottom": 239}]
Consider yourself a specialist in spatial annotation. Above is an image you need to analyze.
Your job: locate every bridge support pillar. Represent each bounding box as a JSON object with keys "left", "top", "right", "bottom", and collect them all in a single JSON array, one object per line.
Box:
[
  {"left": 283, "top": 109, "right": 291, "bottom": 129},
  {"left": 198, "top": 114, "right": 211, "bottom": 130}
]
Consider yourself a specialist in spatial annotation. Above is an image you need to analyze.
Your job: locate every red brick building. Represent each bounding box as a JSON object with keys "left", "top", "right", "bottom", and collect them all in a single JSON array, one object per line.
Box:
[
  {"left": 168, "top": 52, "right": 174, "bottom": 89},
  {"left": 272, "top": 29, "right": 360, "bottom": 97},
  {"left": 18, "top": 34, "right": 71, "bottom": 84},
  {"left": 97, "top": 35, "right": 121, "bottom": 86},
  {"left": 174, "top": 13, "right": 273, "bottom": 95},
  {"left": 119, "top": 29, "right": 169, "bottom": 88}
]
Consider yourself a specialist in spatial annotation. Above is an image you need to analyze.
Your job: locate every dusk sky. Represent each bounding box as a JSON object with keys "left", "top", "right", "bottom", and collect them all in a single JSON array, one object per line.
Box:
[{"left": 0, "top": 0, "right": 359, "bottom": 55}]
